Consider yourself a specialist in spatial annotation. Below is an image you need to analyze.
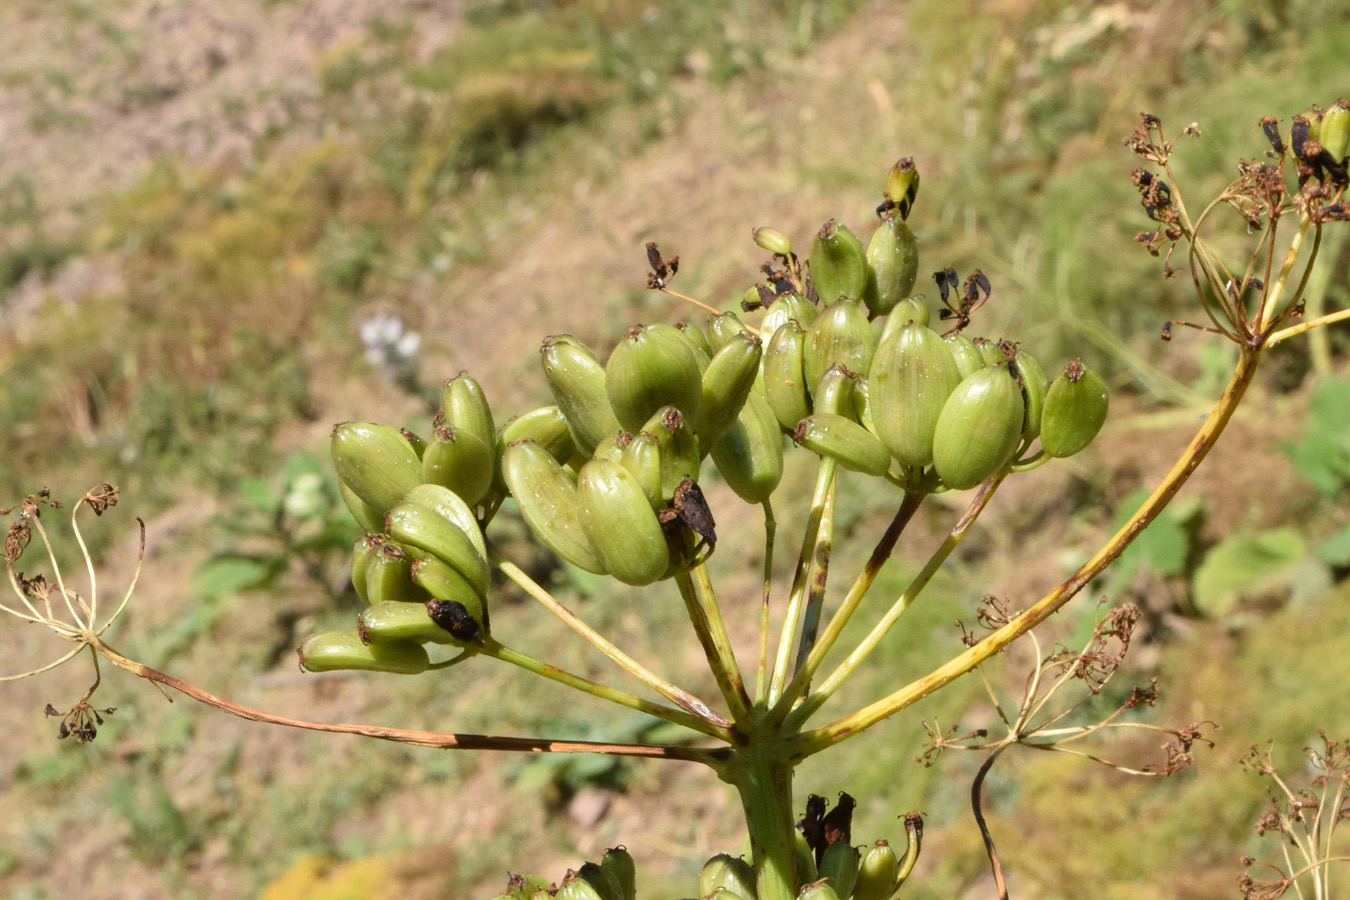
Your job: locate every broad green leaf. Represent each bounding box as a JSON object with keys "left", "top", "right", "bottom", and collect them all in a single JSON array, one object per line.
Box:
[
  {"left": 1107, "top": 488, "right": 1204, "bottom": 593},
  {"left": 1191, "top": 528, "right": 1307, "bottom": 617}
]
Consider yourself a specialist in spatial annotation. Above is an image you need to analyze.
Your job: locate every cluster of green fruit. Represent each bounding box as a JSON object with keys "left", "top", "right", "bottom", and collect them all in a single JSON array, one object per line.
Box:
[{"left": 297, "top": 158, "right": 1110, "bottom": 675}]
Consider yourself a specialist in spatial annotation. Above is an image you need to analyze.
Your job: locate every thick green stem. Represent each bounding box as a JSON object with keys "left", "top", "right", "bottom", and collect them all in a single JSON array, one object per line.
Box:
[{"left": 725, "top": 744, "right": 800, "bottom": 900}]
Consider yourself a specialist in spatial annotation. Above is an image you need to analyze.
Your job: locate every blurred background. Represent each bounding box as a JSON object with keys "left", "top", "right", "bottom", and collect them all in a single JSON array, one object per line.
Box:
[{"left": 2, "top": 1, "right": 1350, "bottom": 897}]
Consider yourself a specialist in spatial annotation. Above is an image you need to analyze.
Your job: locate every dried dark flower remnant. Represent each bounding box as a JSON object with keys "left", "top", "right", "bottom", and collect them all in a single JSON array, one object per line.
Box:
[
  {"left": 931, "top": 265, "right": 992, "bottom": 335},
  {"left": 82, "top": 484, "right": 119, "bottom": 516},
  {"left": 46, "top": 700, "right": 116, "bottom": 744},
  {"left": 644, "top": 242, "right": 680, "bottom": 289}
]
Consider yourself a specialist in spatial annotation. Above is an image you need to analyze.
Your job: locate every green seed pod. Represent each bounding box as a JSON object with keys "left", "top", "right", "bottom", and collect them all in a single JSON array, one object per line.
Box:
[
  {"left": 853, "top": 376, "right": 874, "bottom": 434},
  {"left": 796, "top": 829, "right": 820, "bottom": 884},
  {"left": 556, "top": 871, "right": 606, "bottom": 900},
  {"left": 932, "top": 364, "right": 1025, "bottom": 490},
  {"left": 763, "top": 319, "right": 811, "bottom": 433},
  {"left": 620, "top": 431, "right": 665, "bottom": 509},
  {"left": 813, "top": 364, "right": 860, "bottom": 420},
  {"left": 805, "top": 296, "right": 875, "bottom": 393},
  {"left": 809, "top": 219, "right": 869, "bottom": 304},
  {"left": 502, "top": 440, "right": 607, "bottom": 575},
  {"left": 421, "top": 425, "right": 494, "bottom": 507},
  {"left": 541, "top": 334, "right": 623, "bottom": 456},
  {"left": 884, "top": 157, "right": 920, "bottom": 220},
  {"left": 819, "top": 841, "right": 860, "bottom": 900},
  {"left": 298, "top": 630, "right": 428, "bottom": 675},
  {"left": 599, "top": 847, "right": 637, "bottom": 900},
  {"left": 711, "top": 392, "right": 784, "bottom": 504},
  {"left": 944, "top": 333, "right": 986, "bottom": 379},
  {"left": 754, "top": 225, "right": 793, "bottom": 257},
  {"left": 795, "top": 413, "right": 892, "bottom": 476},
  {"left": 577, "top": 862, "right": 624, "bottom": 900},
  {"left": 385, "top": 501, "right": 490, "bottom": 597},
  {"left": 707, "top": 311, "right": 752, "bottom": 353},
  {"left": 411, "top": 553, "right": 485, "bottom": 605},
  {"left": 503, "top": 873, "right": 555, "bottom": 900},
  {"left": 697, "top": 854, "right": 757, "bottom": 900},
  {"left": 642, "top": 406, "right": 701, "bottom": 499},
  {"left": 677, "top": 321, "right": 713, "bottom": 359},
  {"left": 761, "top": 291, "right": 819, "bottom": 337},
  {"left": 852, "top": 841, "right": 900, "bottom": 900},
  {"left": 359, "top": 599, "right": 475, "bottom": 646},
  {"left": 401, "top": 428, "right": 427, "bottom": 460},
  {"left": 592, "top": 430, "right": 634, "bottom": 464},
  {"left": 496, "top": 405, "right": 577, "bottom": 490},
  {"left": 973, "top": 336, "right": 1005, "bottom": 367},
  {"left": 576, "top": 458, "right": 670, "bottom": 586},
  {"left": 698, "top": 332, "right": 763, "bottom": 446},
  {"left": 1008, "top": 345, "right": 1049, "bottom": 443},
  {"left": 798, "top": 882, "right": 841, "bottom": 900},
  {"left": 439, "top": 371, "right": 495, "bottom": 448},
  {"left": 338, "top": 480, "right": 385, "bottom": 533},
  {"left": 350, "top": 534, "right": 381, "bottom": 603},
  {"left": 331, "top": 422, "right": 423, "bottom": 520},
  {"left": 1320, "top": 99, "right": 1349, "bottom": 163},
  {"left": 606, "top": 324, "right": 704, "bottom": 432},
  {"left": 1040, "top": 359, "right": 1109, "bottom": 458},
  {"left": 363, "top": 540, "right": 430, "bottom": 606},
  {"left": 879, "top": 297, "right": 930, "bottom": 344},
  {"left": 864, "top": 214, "right": 919, "bottom": 319},
  {"left": 869, "top": 322, "right": 963, "bottom": 469},
  {"left": 402, "top": 483, "right": 487, "bottom": 562},
  {"left": 703, "top": 890, "right": 750, "bottom": 900}
]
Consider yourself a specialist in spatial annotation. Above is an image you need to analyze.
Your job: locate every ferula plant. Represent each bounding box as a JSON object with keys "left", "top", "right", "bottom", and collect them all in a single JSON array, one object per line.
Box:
[{"left": 6, "top": 101, "right": 1350, "bottom": 900}]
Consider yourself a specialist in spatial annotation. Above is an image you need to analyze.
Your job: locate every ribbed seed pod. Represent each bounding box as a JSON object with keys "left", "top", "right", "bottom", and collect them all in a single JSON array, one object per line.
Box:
[
  {"left": 698, "top": 332, "right": 763, "bottom": 445},
  {"left": 642, "top": 406, "right": 701, "bottom": 499},
  {"left": 503, "top": 873, "right": 555, "bottom": 900},
  {"left": 711, "top": 392, "right": 784, "bottom": 504},
  {"left": 809, "top": 220, "right": 868, "bottom": 304},
  {"left": 350, "top": 535, "right": 381, "bottom": 603},
  {"left": 556, "top": 871, "right": 606, "bottom": 900},
  {"left": 973, "top": 337, "right": 1005, "bottom": 367},
  {"left": 331, "top": 422, "right": 423, "bottom": 519},
  {"left": 805, "top": 297, "right": 875, "bottom": 392},
  {"left": 819, "top": 842, "right": 860, "bottom": 900},
  {"left": 707, "top": 311, "right": 751, "bottom": 352},
  {"left": 813, "top": 365, "right": 860, "bottom": 420},
  {"left": 761, "top": 292, "right": 818, "bottom": 337},
  {"left": 599, "top": 847, "right": 637, "bottom": 900},
  {"left": 620, "top": 432, "right": 665, "bottom": 509},
  {"left": 697, "top": 854, "right": 757, "bottom": 900},
  {"left": 385, "top": 501, "right": 490, "bottom": 597},
  {"left": 944, "top": 333, "right": 986, "bottom": 379},
  {"left": 592, "top": 430, "right": 634, "bottom": 464},
  {"left": 1321, "top": 99, "right": 1349, "bottom": 162},
  {"left": 606, "top": 324, "right": 704, "bottom": 432},
  {"left": 677, "top": 320, "right": 713, "bottom": 358},
  {"left": 796, "top": 829, "right": 820, "bottom": 884},
  {"left": 869, "top": 322, "right": 963, "bottom": 469},
  {"left": 411, "top": 553, "right": 485, "bottom": 605},
  {"left": 932, "top": 365, "right": 1025, "bottom": 490},
  {"left": 853, "top": 376, "right": 874, "bottom": 434},
  {"left": 763, "top": 319, "right": 811, "bottom": 432},
  {"left": 864, "top": 214, "right": 919, "bottom": 319},
  {"left": 754, "top": 225, "right": 793, "bottom": 256},
  {"left": 852, "top": 841, "right": 900, "bottom": 900},
  {"left": 359, "top": 599, "right": 477, "bottom": 646},
  {"left": 402, "top": 483, "right": 487, "bottom": 562},
  {"left": 421, "top": 425, "right": 494, "bottom": 506},
  {"left": 541, "top": 334, "right": 622, "bottom": 455},
  {"left": 576, "top": 458, "right": 670, "bottom": 586},
  {"left": 502, "top": 440, "right": 607, "bottom": 575},
  {"left": 1009, "top": 345, "right": 1049, "bottom": 443},
  {"left": 401, "top": 428, "right": 427, "bottom": 460},
  {"left": 496, "top": 405, "right": 577, "bottom": 490},
  {"left": 1040, "top": 359, "right": 1109, "bottom": 458},
  {"left": 363, "top": 541, "right": 430, "bottom": 606},
  {"left": 576, "top": 862, "right": 624, "bottom": 900},
  {"left": 798, "top": 882, "right": 842, "bottom": 900},
  {"left": 795, "top": 413, "right": 892, "bottom": 476},
  {"left": 298, "top": 630, "right": 428, "bottom": 674},
  {"left": 885, "top": 157, "right": 920, "bottom": 220},
  {"left": 338, "top": 480, "right": 385, "bottom": 533},
  {"left": 440, "top": 371, "right": 495, "bottom": 448},
  {"left": 880, "top": 297, "right": 930, "bottom": 343}
]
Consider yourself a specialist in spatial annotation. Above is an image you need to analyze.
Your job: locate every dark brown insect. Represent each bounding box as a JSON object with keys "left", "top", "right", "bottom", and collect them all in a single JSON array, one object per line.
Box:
[{"left": 427, "top": 600, "right": 481, "bottom": 643}]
